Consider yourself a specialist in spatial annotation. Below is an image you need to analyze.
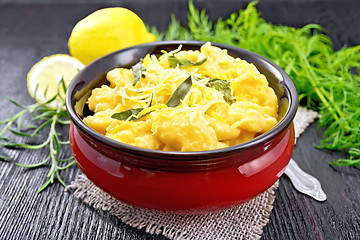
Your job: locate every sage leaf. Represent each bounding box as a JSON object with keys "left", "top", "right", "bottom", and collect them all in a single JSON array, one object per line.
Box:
[
  {"left": 205, "top": 78, "right": 236, "bottom": 103},
  {"left": 111, "top": 76, "right": 192, "bottom": 122},
  {"left": 111, "top": 108, "right": 144, "bottom": 121},
  {"left": 132, "top": 62, "right": 146, "bottom": 86},
  {"left": 111, "top": 94, "right": 155, "bottom": 121},
  {"left": 168, "top": 56, "right": 207, "bottom": 68},
  {"left": 166, "top": 76, "right": 193, "bottom": 107}
]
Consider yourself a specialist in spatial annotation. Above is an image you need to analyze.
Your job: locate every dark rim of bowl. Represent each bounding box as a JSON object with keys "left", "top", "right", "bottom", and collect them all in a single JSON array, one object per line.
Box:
[{"left": 66, "top": 40, "right": 298, "bottom": 160}]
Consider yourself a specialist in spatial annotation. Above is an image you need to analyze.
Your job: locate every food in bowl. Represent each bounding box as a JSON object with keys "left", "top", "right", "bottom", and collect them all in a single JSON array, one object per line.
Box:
[
  {"left": 83, "top": 42, "right": 278, "bottom": 151},
  {"left": 66, "top": 41, "right": 298, "bottom": 214}
]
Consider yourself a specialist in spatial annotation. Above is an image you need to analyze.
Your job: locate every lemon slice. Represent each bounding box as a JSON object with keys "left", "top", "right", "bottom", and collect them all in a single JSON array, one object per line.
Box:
[{"left": 27, "top": 54, "right": 84, "bottom": 108}]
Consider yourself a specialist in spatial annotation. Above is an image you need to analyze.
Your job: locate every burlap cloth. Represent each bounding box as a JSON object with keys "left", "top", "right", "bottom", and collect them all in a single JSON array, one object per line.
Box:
[{"left": 67, "top": 106, "right": 318, "bottom": 240}]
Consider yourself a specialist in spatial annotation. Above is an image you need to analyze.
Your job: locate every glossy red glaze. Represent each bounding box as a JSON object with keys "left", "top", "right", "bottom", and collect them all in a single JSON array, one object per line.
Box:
[
  {"left": 70, "top": 122, "right": 294, "bottom": 214},
  {"left": 66, "top": 41, "right": 298, "bottom": 214}
]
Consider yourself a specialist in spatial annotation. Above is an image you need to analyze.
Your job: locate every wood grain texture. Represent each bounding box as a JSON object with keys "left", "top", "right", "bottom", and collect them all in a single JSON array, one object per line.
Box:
[{"left": 0, "top": 1, "right": 359, "bottom": 239}]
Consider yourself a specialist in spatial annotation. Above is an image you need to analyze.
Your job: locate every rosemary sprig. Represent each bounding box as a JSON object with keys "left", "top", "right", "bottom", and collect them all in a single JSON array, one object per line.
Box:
[
  {"left": 150, "top": 1, "right": 360, "bottom": 167},
  {"left": 0, "top": 78, "right": 75, "bottom": 192}
]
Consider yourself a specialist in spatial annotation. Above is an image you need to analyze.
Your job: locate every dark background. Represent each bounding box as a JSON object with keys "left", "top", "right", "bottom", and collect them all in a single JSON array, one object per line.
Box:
[{"left": 0, "top": 0, "right": 360, "bottom": 239}]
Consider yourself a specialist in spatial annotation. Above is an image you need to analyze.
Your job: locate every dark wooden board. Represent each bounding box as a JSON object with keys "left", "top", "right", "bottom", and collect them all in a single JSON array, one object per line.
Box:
[{"left": 0, "top": 1, "right": 359, "bottom": 239}]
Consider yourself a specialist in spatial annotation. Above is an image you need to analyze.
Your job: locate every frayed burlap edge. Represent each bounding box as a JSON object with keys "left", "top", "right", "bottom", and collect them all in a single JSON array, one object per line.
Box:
[{"left": 66, "top": 178, "right": 279, "bottom": 240}]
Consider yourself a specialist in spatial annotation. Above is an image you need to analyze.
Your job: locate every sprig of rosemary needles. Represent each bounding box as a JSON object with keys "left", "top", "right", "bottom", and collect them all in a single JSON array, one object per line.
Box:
[
  {"left": 0, "top": 78, "right": 75, "bottom": 192},
  {"left": 150, "top": 1, "right": 360, "bottom": 167}
]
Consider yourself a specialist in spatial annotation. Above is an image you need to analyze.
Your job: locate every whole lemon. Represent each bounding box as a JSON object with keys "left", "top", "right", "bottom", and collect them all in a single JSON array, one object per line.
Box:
[{"left": 68, "top": 8, "right": 156, "bottom": 65}]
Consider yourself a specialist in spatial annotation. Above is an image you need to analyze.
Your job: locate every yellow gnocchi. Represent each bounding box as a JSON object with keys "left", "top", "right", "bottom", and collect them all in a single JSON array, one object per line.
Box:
[{"left": 83, "top": 42, "right": 278, "bottom": 151}]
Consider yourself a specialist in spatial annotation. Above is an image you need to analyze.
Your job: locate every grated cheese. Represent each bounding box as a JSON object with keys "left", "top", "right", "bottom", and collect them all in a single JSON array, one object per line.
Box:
[{"left": 83, "top": 42, "right": 279, "bottom": 151}]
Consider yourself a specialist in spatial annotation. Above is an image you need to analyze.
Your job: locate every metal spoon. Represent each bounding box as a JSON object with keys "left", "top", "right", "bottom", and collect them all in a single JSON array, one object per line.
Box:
[{"left": 284, "top": 158, "right": 327, "bottom": 201}]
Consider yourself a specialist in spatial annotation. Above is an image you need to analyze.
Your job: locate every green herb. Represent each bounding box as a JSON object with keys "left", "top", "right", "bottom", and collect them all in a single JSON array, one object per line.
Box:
[
  {"left": 168, "top": 55, "right": 207, "bottom": 68},
  {"left": 111, "top": 76, "right": 192, "bottom": 121},
  {"left": 0, "top": 78, "right": 75, "bottom": 192},
  {"left": 193, "top": 76, "right": 236, "bottom": 103},
  {"left": 132, "top": 61, "right": 146, "bottom": 86},
  {"left": 111, "top": 108, "right": 145, "bottom": 121},
  {"left": 205, "top": 78, "right": 236, "bottom": 103},
  {"left": 329, "top": 148, "right": 360, "bottom": 167},
  {"left": 111, "top": 94, "right": 154, "bottom": 121},
  {"left": 166, "top": 76, "right": 193, "bottom": 107},
  {"left": 146, "top": 14, "right": 193, "bottom": 41},
  {"left": 149, "top": 0, "right": 360, "bottom": 167}
]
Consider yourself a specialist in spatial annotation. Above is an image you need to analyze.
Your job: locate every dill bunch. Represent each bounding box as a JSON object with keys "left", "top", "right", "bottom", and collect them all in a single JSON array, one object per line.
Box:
[{"left": 151, "top": 1, "right": 360, "bottom": 167}]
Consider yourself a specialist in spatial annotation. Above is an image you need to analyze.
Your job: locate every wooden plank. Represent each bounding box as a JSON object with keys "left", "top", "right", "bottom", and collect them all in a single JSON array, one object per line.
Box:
[{"left": 0, "top": 1, "right": 359, "bottom": 240}]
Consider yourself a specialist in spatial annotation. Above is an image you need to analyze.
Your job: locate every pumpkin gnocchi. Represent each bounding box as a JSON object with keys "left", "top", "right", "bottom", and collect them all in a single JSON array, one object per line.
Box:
[{"left": 83, "top": 42, "right": 278, "bottom": 151}]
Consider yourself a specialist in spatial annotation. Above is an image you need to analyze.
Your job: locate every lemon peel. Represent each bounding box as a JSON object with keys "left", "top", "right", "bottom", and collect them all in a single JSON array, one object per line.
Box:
[
  {"left": 68, "top": 7, "right": 156, "bottom": 65},
  {"left": 27, "top": 54, "right": 84, "bottom": 109}
]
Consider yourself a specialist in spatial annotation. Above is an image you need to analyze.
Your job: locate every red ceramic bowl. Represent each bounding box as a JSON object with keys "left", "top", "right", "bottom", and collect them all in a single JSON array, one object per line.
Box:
[{"left": 66, "top": 41, "right": 298, "bottom": 214}]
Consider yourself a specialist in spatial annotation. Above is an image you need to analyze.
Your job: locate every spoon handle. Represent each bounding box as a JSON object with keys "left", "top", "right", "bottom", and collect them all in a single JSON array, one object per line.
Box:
[{"left": 284, "top": 158, "right": 327, "bottom": 202}]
